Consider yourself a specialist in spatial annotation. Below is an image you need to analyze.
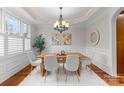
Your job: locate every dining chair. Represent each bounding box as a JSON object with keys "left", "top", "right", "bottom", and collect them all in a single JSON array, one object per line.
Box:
[
  {"left": 80, "top": 54, "right": 95, "bottom": 73},
  {"left": 27, "top": 51, "right": 41, "bottom": 74},
  {"left": 81, "top": 57, "right": 92, "bottom": 70},
  {"left": 64, "top": 55, "right": 80, "bottom": 82},
  {"left": 44, "top": 55, "right": 59, "bottom": 82}
]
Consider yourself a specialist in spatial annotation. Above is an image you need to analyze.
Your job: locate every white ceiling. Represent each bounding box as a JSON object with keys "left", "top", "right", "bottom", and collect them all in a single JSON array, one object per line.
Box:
[{"left": 23, "top": 7, "right": 100, "bottom": 25}]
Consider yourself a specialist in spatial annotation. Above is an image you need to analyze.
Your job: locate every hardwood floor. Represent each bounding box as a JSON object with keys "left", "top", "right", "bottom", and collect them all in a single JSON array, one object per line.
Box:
[
  {"left": 0, "top": 65, "right": 33, "bottom": 86},
  {"left": 89, "top": 64, "right": 124, "bottom": 86},
  {"left": 1, "top": 64, "right": 124, "bottom": 86}
]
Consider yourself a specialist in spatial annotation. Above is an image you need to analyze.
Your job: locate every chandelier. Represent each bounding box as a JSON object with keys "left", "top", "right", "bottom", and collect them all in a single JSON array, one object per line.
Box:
[{"left": 54, "top": 7, "right": 69, "bottom": 33}]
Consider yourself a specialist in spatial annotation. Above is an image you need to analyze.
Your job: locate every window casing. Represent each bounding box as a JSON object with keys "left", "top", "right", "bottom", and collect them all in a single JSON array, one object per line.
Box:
[
  {"left": 27, "top": 25, "right": 31, "bottom": 38},
  {"left": 22, "top": 22, "right": 28, "bottom": 37}
]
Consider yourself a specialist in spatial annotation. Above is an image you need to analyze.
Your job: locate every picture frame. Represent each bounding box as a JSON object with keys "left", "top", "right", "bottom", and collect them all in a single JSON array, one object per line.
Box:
[
  {"left": 90, "top": 30, "right": 100, "bottom": 46},
  {"left": 51, "top": 32, "right": 72, "bottom": 45}
]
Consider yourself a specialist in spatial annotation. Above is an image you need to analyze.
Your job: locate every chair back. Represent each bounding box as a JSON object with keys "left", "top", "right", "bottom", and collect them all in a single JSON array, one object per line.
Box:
[
  {"left": 27, "top": 51, "right": 37, "bottom": 63},
  {"left": 81, "top": 57, "right": 92, "bottom": 66},
  {"left": 44, "top": 55, "right": 59, "bottom": 71},
  {"left": 81, "top": 53, "right": 95, "bottom": 65},
  {"left": 65, "top": 55, "right": 79, "bottom": 71}
]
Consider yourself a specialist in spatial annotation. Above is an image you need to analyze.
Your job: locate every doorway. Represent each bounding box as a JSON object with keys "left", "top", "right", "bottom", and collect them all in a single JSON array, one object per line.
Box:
[{"left": 117, "top": 11, "right": 124, "bottom": 76}]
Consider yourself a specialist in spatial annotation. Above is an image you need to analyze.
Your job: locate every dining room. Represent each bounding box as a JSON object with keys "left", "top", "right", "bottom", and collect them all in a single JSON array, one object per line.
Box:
[{"left": 0, "top": 7, "right": 124, "bottom": 86}]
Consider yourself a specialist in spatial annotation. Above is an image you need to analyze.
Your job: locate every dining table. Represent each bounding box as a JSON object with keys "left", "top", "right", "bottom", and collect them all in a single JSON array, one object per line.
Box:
[{"left": 37, "top": 52, "right": 88, "bottom": 77}]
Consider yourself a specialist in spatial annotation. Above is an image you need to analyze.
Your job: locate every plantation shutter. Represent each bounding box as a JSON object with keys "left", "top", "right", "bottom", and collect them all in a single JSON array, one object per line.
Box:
[
  {"left": 0, "top": 35, "right": 4, "bottom": 56},
  {"left": 8, "top": 37, "right": 23, "bottom": 54},
  {"left": 8, "top": 37, "right": 17, "bottom": 54},
  {"left": 17, "top": 38, "right": 23, "bottom": 52},
  {"left": 25, "top": 38, "right": 31, "bottom": 51}
]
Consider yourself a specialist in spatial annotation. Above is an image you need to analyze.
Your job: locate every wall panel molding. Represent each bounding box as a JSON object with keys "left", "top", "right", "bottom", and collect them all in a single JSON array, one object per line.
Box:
[
  {"left": 85, "top": 47, "right": 111, "bottom": 75},
  {"left": 0, "top": 53, "right": 29, "bottom": 83}
]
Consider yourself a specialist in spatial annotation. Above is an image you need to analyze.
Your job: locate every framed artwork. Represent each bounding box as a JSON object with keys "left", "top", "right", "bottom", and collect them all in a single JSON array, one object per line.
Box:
[
  {"left": 51, "top": 33, "right": 72, "bottom": 45},
  {"left": 90, "top": 30, "right": 100, "bottom": 46}
]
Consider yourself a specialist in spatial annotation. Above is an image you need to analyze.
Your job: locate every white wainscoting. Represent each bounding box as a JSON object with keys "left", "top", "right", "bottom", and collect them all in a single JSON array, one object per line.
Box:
[
  {"left": 0, "top": 53, "right": 29, "bottom": 83},
  {"left": 0, "top": 64, "right": 5, "bottom": 75},
  {"left": 85, "top": 47, "right": 112, "bottom": 75}
]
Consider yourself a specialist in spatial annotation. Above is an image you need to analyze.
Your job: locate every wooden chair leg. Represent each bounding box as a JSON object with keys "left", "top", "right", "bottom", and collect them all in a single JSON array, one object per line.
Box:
[
  {"left": 64, "top": 68, "right": 66, "bottom": 74},
  {"left": 44, "top": 71, "right": 48, "bottom": 83},
  {"left": 76, "top": 71, "right": 80, "bottom": 82},
  {"left": 65, "top": 70, "right": 68, "bottom": 82},
  {"left": 56, "top": 70, "right": 59, "bottom": 82}
]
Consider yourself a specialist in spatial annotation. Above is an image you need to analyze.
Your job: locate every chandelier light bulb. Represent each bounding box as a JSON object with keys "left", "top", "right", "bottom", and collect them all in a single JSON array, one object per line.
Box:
[
  {"left": 66, "top": 23, "right": 69, "bottom": 27},
  {"left": 56, "top": 21, "right": 59, "bottom": 25},
  {"left": 62, "top": 21, "right": 66, "bottom": 25},
  {"left": 54, "top": 23, "right": 56, "bottom": 27}
]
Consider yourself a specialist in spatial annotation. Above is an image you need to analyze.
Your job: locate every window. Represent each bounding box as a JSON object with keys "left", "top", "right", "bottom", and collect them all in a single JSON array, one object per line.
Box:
[
  {"left": 22, "top": 23, "right": 28, "bottom": 34},
  {"left": 25, "top": 38, "right": 31, "bottom": 51},
  {"left": 8, "top": 37, "right": 23, "bottom": 55},
  {"left": 22, "top": 23, "right": 31, "bottom": 38},
  {"left": 22, "top": 22, "right": 29, "bottom": 37},
  {"left": 0, "top": 10, "right": 32, "bottom": 57},
  {"left": 5, "top": 15, "right": 20, "bottom": 35},
  {"left": 0, "top": 35, "right": 4, "bottom": 56}
]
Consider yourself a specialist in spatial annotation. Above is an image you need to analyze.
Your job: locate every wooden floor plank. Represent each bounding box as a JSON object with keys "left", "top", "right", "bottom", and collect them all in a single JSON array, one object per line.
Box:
[
  {"left": 0, "top": 65, "right": 33, "bottom": 86},
  {"left": 89, "top": 64, "right": 124, "bottom": 86},
  {"left": 1, "top": 63, "right": 124, "bottom": 86}
]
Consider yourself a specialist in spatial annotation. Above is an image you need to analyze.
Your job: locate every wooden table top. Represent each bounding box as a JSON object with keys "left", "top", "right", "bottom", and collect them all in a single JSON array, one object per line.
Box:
[{"left": 37, "top": 52, "right": 87, "bottom": 59}]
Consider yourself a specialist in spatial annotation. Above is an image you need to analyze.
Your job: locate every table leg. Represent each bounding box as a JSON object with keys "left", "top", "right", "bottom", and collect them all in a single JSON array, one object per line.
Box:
[
  {"left": 77, "top": 64, "right": 82, "bottom": 76},
  {"left": 40, "top": 62, "right": 46, "bottom": 76}
]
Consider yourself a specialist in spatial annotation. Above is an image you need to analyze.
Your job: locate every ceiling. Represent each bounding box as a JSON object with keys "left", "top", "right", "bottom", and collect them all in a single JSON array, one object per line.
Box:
[{"left": 23, "top": 7, "right": 100, "bottom": 25}]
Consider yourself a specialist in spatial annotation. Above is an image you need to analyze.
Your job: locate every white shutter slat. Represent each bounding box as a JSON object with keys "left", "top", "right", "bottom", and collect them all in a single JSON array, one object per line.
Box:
[
  {"left": 0, "top": 35, "right": 4, "bottom": 56},
  {"left": 8, "top": 37, "right": 17, "bottom": 54},
  {"left": 8, "top": 37, "right": 23, "bottom": 54},
  {"left": 17, "top": 38, "right": 23, "bottom": 52}
]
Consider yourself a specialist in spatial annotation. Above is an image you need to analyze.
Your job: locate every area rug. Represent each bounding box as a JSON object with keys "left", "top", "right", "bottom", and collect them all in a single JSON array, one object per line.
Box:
[{"left": 19, "top": 66, "right": 108, "bottom": 86}]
